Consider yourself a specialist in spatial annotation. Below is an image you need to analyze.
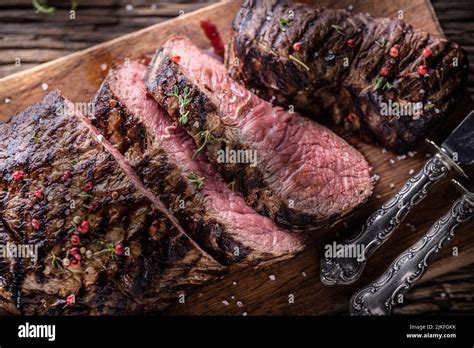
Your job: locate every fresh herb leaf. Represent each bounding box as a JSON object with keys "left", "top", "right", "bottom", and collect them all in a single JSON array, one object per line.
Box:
[
  {"left": 167, "top": 86, "right": 192, "bottom": 125},
  {"left": 32, "top": 0, "right": 56, "bottom": 15},
  {"left": 424, "top": 102, "right": 435, "bottom": 111},
  {"left": 188, "top": 172, "right": 205, "bottom": 190},
  {"left": 32, "top": 132, "right": 40, "bottom": 144},
  {"left": 331, "top": 24, "right": 345, "bottom": 36},
  {"left": 383, "top": 81, "right": 395, "bottom": 91},
  {"left": 373, "top": 76, "right": 385, "bottom": 91},
  {"left": 289, "top": 54, "right": 310, "bottom": 71}
]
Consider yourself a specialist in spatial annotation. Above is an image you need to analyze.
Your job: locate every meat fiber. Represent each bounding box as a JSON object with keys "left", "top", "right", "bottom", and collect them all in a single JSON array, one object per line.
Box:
[
  {"left": 227, "top": 0, "right": 469, "bottom": 153},
  {"left": 145, "top": 36, "right": 373, "bottom": 231}
]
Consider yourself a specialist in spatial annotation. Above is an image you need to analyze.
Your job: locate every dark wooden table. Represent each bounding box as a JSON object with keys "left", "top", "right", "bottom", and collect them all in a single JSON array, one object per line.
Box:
[{"left": 0, "top": 0, "right": 473, "bottom": 314}]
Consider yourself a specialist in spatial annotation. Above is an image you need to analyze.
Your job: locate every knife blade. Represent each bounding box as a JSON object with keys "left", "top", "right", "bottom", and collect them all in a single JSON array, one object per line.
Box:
[
  {"left": 320, "top": 110, "right": 474, "bottom": 285},
  {"left": 350, "top": 180, "right": 474, "bottom": 316}
]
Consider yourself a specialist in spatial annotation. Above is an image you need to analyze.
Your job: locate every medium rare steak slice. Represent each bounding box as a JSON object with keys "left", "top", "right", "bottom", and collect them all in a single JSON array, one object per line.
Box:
[
  {"left": 91, "top": 61, "right": 303, "bottom": 265},
  {"left": 0, "top": 91, "right": 223, "bottom": 315},
  {"left": 227, "top": 0, "right": 469, "bottom": 153},
  {"left": 145, "top": 36, "right": 373, "bottom": 231}
]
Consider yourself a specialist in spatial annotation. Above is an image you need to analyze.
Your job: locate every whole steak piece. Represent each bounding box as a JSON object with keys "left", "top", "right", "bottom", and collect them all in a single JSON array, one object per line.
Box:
[
  {"left": 227, "top": 0, "right": 469, "bottom": 153},
  {"left": 145, "top": 36, "right": 373, "bottom": 231},
  {"left": 0, "top": 91, "right": 223, "bottom": 315},
  {"left": 91, "top": 61, "right": 303, "bottom": 265}
]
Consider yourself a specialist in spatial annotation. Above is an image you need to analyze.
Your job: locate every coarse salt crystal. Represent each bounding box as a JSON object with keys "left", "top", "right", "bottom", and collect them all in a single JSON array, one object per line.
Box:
[
  {"left": 375, "top": 194, "right": 382, "bottom": 199},
  {"left": 237, "top": 301, "right": 243, "bottom": 307},
  {"left": 125, "top": 4, "right": 134, "bottom": 11},
  {"left": 4, "top": 97, "right": 11, "bottom": 104},
  {"left": 41, "top": 83, "right": 48, "bottom": 91},
  {"left": 371, "top": 174, "right": 380, "bottom": 183},
  {"left": 381, "top": 148, "right": 388, "bottom": 154},
  {"left": 407, "top": 151, "right": 416, "bottom": 158},
  {"left": 243, "top": 312, "right": 248, "bottom": 316},
  {"left": 397, "top": 155, "right": 407, "bottom": 161},
  {"left": 232, "top": 281, "right": 237, "bottom": 286},
  {"left": 100, "top": 63, "right": 108, "bottom": 71},
  {"left": 231, "top": 296, "right": 235, "bottom": 300},
  {"left": 302, "top": 272, "right": 307, "bottom": 277},
  {"left": 408, "top": 169, "right": 415, "bottom": 175},
  {"left": 348, "top": 5, "right": 354, "bottom": 11},
  {"left": 97, "top": 134, "right": 103, "bottom": 143},
  {"left": 269, "top": 274, "right": 276, "bottom": 281},
  {"left": 389, "top": 159, "right": 396, "bottom": 165},
  {"left": 222, "top": 300, "right": 229, "bottom": 306},
  {"left": 389, "top": 183, "right": 395, "bottom": 189}
]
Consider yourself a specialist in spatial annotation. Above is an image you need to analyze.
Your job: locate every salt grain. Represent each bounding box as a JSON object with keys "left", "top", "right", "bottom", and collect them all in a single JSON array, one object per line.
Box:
[
  {"left": 4, "top": 97, "right": 11, "bottom": 104},
  {"left": 389, "top": 183, "right": 395, "bottom": 189},
  {"left": 231, "top": 296, "right": 235, "bottom": 300},
  {"left": 407, "top": 151, "right": 416, "bottom": 158},
  {"left": 371, "top": 174, "right": 380, "bottom": 183},
  {"left": 243, "top": 312, "right": 248, "bottom": 316},
  {"left": 222, "top": 300, "right": 229, "bottom": 306},
  {"left": 375, "top": 194, "right": 382, "bottom": 199},
  {"left": 389, "top": 159, "right": 396, "bottom": 165},
  {"left": 302, "top": 272, "right": 307, "bottom": 277},
  {"left": 41, "top": 83, "right": 48, "bottom": 91},
  {"left": 408, "top": 169, "right": 415, "bottom": 175},
  {"left": 269, "top": 274, "right": 276, "bottom": 281},
  {"left": 125, "top": 4, "right": 134, "bottom": 11},
  {"left": 397, "top": 155, "right": 407, "bottom": 161},
  {"left": 381, "top": 148, "right": 388, "bottom": 154},
  {"left": 100, "top": 63, "right": 108, "bottom": 71},
  {"left": 232, "top": 281, "right": 237, "bottom": 286},
  {"left": 237, "top": 301, "right": 243, "bottom": 307},
  {"left": 347, "top": 5, "right": 354, "bottom": 11}
]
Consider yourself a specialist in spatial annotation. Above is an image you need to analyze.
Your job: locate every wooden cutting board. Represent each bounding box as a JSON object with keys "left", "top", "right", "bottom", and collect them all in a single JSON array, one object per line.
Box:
[{"left": 0, "top": 0, "right": 472, "bottom": 315}]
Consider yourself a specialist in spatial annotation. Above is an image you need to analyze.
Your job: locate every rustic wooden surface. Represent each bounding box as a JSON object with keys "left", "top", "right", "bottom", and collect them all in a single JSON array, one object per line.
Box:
[{"left": 0, "top": 0, "right": 473, "bottom": 315}]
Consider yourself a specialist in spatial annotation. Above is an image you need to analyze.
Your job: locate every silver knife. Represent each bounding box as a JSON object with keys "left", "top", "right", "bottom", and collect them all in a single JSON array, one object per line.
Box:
[
  {"left": 320, "top": 110, "right": 474, "bottom": 285},
  {"left": 350, "top": 179, "right": 474, "bottom": 315}
]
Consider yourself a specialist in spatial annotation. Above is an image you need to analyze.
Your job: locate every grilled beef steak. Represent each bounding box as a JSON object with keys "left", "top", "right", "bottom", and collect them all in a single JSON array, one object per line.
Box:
[
  {"left": 145, "top": 36, "right": 373, "bottom": 231},
  {"left": 226, "top": 0, "right": 469, "bottom": 153},
  {"left": 0, "top": 91, "right": 223, "bottom": 314},
  {"left": 91, "top": 61, "right": 303, "bottom": 265}
]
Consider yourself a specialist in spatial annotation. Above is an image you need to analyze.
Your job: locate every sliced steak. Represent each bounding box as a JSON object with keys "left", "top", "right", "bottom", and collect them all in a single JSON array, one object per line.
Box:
[
  {"left": 145, "top": 36, "right": 373, "bottom": 231},
  {"left": 91, "top": 61, "right": 303, "bottom": 265},
  {"left": 227, "top": 0, "right": 469, "bottom": 153},
  {"left": 0, "top": 91, "right": 223, "bottom": 314}
]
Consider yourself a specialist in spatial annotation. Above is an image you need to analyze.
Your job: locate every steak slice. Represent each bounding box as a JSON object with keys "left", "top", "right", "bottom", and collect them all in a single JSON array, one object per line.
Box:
[
  {"left": 0, "top": 91, "right": 223, "bottom": 315},
  {"left": 227, "top": 0, "right": 469, "bottom": 153},
  {"left": 145, "top": 36, "right": 373, "bottom": 231},
  {"left": 91, "top": 61, "right": 303, "bottom": 265}
]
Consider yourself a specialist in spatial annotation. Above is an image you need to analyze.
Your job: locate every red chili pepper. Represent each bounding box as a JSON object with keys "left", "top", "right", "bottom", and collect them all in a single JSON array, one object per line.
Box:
[
  {"left": 77, "top": 221, "right": 90, "bottom": 234},
  {"left": 292, "top": 42, "right": 302, "bottom": 52},
  {"left": 417, "top": 65, "right": 428, "bottom": 76},
  {"left": 422, "top": 47, "right": 432, "bottom": 58},
  {"left": 71, "top": 234, "right": 81, "bottom": 246},
  {"left": 346, "top": 39, "right": 355, "bottom": 48},
  {"left": 200, "top": 20, "right": 225, "bottom": 58},
  {"left": 379, "top": 67, "right": 390, "bottom": 77},
  {"left": 31, "top": 219, "right": 40, "bottom": 230},
  {"left": 72, "top": 253, "right": 81, "bottom": 261},
  {"left": 83, "top": 181, "right": 94, "bottom": 192},
  {"left": 389, "top": 46, "right": 399, "bottom": 58},
  {"left": 34, "top": 190, "right": 44, "bottom": 200},
  {"left": 115, "top": 244, "right": 125, "bottom": 256},
  {"left": 171, "top": 55, "right": 181, "bottom": 64},
  {"left": 12, "top": 171, "right": 24, "bottom": 181},
  {"left": 66, "top": 294, "right": 75, "bottom": 305},
  {"left": 63, "top": 170, "right": 73, "bottom": 181}
]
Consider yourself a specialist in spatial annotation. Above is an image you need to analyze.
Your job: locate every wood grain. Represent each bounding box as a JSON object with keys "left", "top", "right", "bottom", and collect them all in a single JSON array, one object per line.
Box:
[{"left": 0, "top": 0, "right": 473, "bottom": 315}]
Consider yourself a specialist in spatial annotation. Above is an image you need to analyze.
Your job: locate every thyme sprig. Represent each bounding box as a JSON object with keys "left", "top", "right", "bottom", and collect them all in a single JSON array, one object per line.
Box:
[
  {"left": 331, "top": 24, "right": 345, "bottom": 36},
  {"left": 192, "top": 130, "right": 215, "bottom": 159},
  {"left": 167, "top": 85, "right": 192, "bottom": 125},
  {"left": 373, "top": 76, "right": 395, "bottom": 92},
  {"left": 188, "top": 172, "right": 205, "bottom": 191},
  {"left": 289, "top": 54, "right": 310, "bottom": 71}
]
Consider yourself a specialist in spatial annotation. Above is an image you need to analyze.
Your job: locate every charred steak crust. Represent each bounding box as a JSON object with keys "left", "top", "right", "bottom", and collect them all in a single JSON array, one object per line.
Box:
[
  {"left": 91, "top": 63, "right": 302, "bottom": 264},
  {"left": 145, "top": 37, "right": 373, "bottom": 231},
  {"left": 0, "top": 91, "right": 222, "bottom": 315},
  {"left": 227, "top": 0, "right": 469, "bottom": 153}
]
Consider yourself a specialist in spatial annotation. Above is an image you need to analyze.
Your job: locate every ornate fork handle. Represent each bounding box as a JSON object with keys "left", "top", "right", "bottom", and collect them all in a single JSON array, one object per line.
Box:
[
  {"left": 350, "top": 182, "right": 474, "bottom": 316},
  {"left": 320, "top": 154, "right": 450, "bottom": 285}
]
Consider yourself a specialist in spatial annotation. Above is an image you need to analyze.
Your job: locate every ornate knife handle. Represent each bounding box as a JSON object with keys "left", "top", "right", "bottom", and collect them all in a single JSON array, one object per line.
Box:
[
  {"left": 350, "top": 180, "right": 474, "bottom": 316},
  {"left": 320, "top": 153, "right": 451, "bottom": 285}
]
